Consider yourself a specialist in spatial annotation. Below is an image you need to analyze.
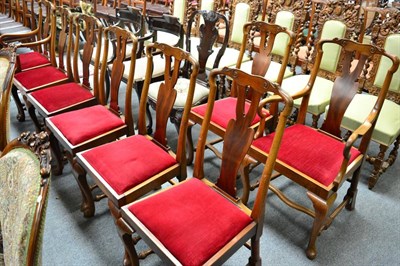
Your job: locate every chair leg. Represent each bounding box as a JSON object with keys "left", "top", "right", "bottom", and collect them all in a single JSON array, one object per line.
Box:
[
  {"left": 247, "top": 236, "right": 261, "bottom": 266},
  {"left": 368, "top": 144, "right": 388, "bottom": 189},
  {"left": 387, "top": 136, "right": 399, "bottom": 167},
  {"left": 11, "top": 85, "right": 25, "bottom": 122},
  {"left": 306, "top": 191, "right": 335, "bottom": 260},
  {"left": 116, "top": 216, "right": 140, "bottom": 266},
  {"left": 72, "top": 159, "right": 95, "bottom": 218},
  {"left": 27, "top": 102, "right": 43, "bottom": 132},
  {"left": 311, "top": 114, "right": 320, "bottom": 128},
  {"left": 48, "top": 131, "right": 64, "bottom": 175}
]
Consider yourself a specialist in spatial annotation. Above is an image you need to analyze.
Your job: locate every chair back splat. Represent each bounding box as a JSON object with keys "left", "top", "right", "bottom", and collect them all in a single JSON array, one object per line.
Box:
[{"left": 117, "top": 67, "right": 293, "bottom": 265}]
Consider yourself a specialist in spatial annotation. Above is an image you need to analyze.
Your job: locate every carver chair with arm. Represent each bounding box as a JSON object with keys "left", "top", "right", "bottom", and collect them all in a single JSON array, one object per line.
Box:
[
  {"left": 45, "top": 25, "right": 138, "bottom": 217},
  {"left": 241, "top": 38, "right": 399, "bottom": 259},
  {"left": 116, "top": 66, "right": 293, "bottom": 266}
]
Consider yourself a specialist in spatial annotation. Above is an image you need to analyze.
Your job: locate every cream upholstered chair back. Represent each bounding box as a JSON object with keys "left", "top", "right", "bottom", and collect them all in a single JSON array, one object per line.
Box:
[{"left": 0, "top": 132, "right": 51, "bottom": 266}]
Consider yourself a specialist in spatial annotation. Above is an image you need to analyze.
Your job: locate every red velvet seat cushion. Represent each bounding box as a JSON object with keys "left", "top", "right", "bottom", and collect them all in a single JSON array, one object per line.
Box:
[
  {"left": 252, "top": 124, "right": 362, "bottom": 186},
  {"left": 81, "top": 135, "right": 177, "bottom": 195},
  {"left": 48, "top": 105, "right": 125, "bottom": 146},
  {"left": 14, "top": 66, "right": 67, "bottom": 90},
  {"left": 192, "top": 97, "right": 270, "bottom": 129},
  {"left": 17, "top": 52, "right": 50, "bottom": 71},
  {"left": 30, "top": 82, "right": 94, "bottom": 112},
  {"left": 129, "top": 178, "right": 253, "bottom": 265}
]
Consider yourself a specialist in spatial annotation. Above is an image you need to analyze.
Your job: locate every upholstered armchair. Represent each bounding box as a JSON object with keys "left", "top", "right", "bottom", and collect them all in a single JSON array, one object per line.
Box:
[{"left": 0, "top": 131, "right": 51, "bottom": 266}]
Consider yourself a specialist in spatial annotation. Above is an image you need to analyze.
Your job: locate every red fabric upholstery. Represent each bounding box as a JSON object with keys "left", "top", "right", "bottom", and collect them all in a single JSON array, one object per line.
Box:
[
  {"left": 252, "top": 124, "right": 362, "bottom": 186},
  {"left": 17, "top": 52, "right": 50, "bottom": 71},
  {"left": 14, "top": 66, "right": 67, "bottom": 90},
  {"left": 30, "top": 82, "right": 94, "bottom": 112},
  {"left": 129, "top": 178, "right": 253, "bottom": 265},
  {"left": 81, "top": 135, "right": 177, "bottom": 195},
  {"left": 192, "top": 97, "right": 270, "bottom": 129},
  {"left": 48, "top": 105, "right": 125, "bottom": 146}
]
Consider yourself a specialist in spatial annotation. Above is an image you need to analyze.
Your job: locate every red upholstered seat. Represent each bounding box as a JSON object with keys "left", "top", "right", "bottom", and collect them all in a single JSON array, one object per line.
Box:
[
  {"left": 129, "top": 178, "right": 253, "bottom": 265},
  {"left": 81, "top": 135, "right": 177, "bottom": 195},
  {"left": 192, "top": 97, "right": 270, "bottom": 129},
  {"left": 252, "top": 124, "right": 361, "bottom": 186},
  {"left": 14, "top": 66, "right": 68, "bottom": 90},
  {"left": 17, "top": 52, "right": 50, "bottom": 71},
  {"left": 48, "top": 105, "right": 125, "bottom": 146},
  {"left": 30, "top": 82, "right": 94, "bottom": 113}
]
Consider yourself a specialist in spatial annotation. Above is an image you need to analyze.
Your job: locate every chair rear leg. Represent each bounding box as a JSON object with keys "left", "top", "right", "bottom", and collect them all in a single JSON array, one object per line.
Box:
[
  {"left": 248, "top": 236, "right": 261, "bottom": 266},
  {"left": 11, "top": 84, "right": 25, "bottom": 122},
  {"left": 116, "top": 217, "right": 140, "bottom": 266},
  {"left": 48, "top": 131, "right": 64, "bottom": 175},
  {"left": 387, "top": 136, "right": 399, "bottom": 167},
  {"left": 186, "top": 121, "right": 195, "bottom": 165},
  {"left": 27, "top": 102, "right": 43, "bottom": 132}
]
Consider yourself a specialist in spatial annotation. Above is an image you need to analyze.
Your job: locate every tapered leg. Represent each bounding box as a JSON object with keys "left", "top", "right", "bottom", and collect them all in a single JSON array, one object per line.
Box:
[
  {"left": 306, "top": 191, "right": 335, "bottom": 260},
  {"left": 247, "top": 236, "right": 261, "bottom": 266},
  {"left": 11, "top": 85, "right": 25, "bottom": 122},
  {"left": 73, "top": 159, "right": 95, "bottom": 217}
]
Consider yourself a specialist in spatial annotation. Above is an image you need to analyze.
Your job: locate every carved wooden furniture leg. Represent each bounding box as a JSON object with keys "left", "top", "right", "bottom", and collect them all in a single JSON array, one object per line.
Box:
[
  {"left": 11, "top": 84, "right": 25, "bottom": 122},
  {"left": 368, "top": 144, "right": 388, "bottom": 189},
  {"left": 27, "top": 102, "right": 43, "bottom": 132},
  {"left": 73, "top": 159, "right": 95, "bottom": 217},
  {"left": 388, "top": 135, "right": 399, "bottom": 166},
  {"left": 311, "top": 114, "right": 320, "bottom": 128},
  {"left": 116, "top": 217, "right": 140, "bottom": 266},
  {"left": 306, "top": 191, "right": 336, "bottom": 260}
]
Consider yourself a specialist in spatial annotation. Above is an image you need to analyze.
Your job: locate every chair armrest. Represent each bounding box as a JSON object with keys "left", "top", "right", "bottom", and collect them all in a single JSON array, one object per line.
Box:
[{"left": 0, "top": 28, "right": 40, "bottom": 47}]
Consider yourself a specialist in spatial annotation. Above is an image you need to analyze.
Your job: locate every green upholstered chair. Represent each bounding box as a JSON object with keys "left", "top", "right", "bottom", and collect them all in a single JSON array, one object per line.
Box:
[
  {"left": 0, "top": 131, "right": 51, "bottom": 266},
  {"left": 0, "top": 47, "right": 16, "bottom": 152},
  {"left": 281, "top": 0, "right": 361, "bottom": 127},
  {"left": 340, "top": 33, "right": 400, "bottom": 189},
  {"left": 241, "top": 38, "right": 399, "bottom": 260}
]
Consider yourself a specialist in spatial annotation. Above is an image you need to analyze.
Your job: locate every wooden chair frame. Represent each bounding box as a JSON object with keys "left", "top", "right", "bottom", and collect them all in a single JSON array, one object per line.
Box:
[
  {"left": 116, "top": 67, "right": 293, "bottom": 265},
  {"left": 242, "top": 38, "right": 400, "bottom": 259}
]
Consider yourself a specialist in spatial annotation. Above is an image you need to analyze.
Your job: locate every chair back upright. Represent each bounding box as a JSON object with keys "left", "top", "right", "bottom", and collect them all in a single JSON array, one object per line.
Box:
[
  {"left": 100, "top": 25, "right": 138, "bottom": 135},
  {"left": 139, "top": 42, "right": 199, "bottom": 170},
  {"left": 0, "top": 47, "right": 16, "bottom": 151}
]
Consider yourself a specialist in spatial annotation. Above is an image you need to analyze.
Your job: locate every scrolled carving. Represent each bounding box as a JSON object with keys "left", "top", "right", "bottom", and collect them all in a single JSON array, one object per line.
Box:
[{"left": 18, "top": 131, "right": 52, "bottom": 180}]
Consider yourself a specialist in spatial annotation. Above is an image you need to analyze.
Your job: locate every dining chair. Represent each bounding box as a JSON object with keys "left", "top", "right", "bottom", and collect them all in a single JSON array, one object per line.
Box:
[
  {"left": 45, "top": 25, "right": 138, "bottom": 217},
  {"left": 115, "top": 67, "right": 293, "bottom": 265},
  {"left": 0, "top": 131, "right": 51, "bottom": 266},
  {"left": 186, "top": 20, "right": 292, "bottom": 164},
  {"left": 340, "top": 20, "right": 400, "bottom": 189},
  {"left": 75, "top": 42, "right": 198, "bottom": 226},
  {"left": 26, "top": 11, "right": 103, "bottom": 131},
  {"left": 241, "top": 38, "right": 399, "bottom": 259},
  {"left": 11, "top": 5, "right": 75, "bottom": 122},
  {"left": 282, "top": 0, "right": 362, "bottom": 127}
]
